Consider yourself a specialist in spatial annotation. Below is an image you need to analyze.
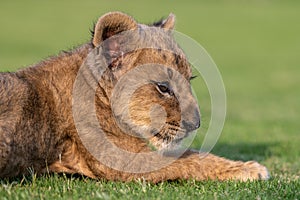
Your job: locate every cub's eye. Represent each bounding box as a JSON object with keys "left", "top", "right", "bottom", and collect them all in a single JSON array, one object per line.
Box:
[{"left": 155, "top": 82, "right": 173, "bottom": 95}]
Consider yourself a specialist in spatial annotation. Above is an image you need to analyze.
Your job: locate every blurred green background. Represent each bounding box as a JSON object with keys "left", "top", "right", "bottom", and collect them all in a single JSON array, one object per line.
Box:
[{"left": 0, "top": 0, "right": 299, "bottom": 180}]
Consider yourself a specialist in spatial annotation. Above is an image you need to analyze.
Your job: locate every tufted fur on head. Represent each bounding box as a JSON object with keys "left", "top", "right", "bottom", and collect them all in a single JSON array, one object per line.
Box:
[{"left": 151, "top": 13, "right": 176, "bottom": 29}]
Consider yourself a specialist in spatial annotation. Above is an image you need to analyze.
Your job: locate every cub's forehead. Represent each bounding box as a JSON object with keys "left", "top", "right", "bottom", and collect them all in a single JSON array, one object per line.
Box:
[
  {"left": 136, "top": 24, "right": 191, "bottom": 78},
  {"left": 136, "top": 24, "right": 182, "bottom": 54},
  {"left": 92, "top": 18, "right": 192, "bottom": 80}
]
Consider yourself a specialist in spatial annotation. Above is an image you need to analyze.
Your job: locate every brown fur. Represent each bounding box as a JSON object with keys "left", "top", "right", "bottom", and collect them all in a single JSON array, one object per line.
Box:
[{"left": 0, "top": 12, "right": 269, "bottom": 182}]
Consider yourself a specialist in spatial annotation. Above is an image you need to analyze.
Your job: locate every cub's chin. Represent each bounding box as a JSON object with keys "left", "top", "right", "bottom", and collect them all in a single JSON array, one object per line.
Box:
[{"left": 148, "top": 129, "right": 196, "bottom": 154}]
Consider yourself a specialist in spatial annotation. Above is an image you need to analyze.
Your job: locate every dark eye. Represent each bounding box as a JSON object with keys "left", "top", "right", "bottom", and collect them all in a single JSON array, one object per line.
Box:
[{"left": 156, "top": 82, "right": 173, "bottom": 95}]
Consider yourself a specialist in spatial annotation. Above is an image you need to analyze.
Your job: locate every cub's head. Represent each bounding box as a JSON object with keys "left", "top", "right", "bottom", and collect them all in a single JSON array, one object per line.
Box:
[{"left": 89, "top": 12, "right": 200, "bottom": 150}]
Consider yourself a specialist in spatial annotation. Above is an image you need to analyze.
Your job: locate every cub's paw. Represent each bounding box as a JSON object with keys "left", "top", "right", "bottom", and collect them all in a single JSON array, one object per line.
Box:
[{"left": 236, "top": 161, "right": 270, "bottom": 181}]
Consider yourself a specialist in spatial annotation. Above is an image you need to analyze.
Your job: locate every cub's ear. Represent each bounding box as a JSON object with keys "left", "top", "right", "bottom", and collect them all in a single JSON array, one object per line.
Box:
[
  {"left": 92, "top": 12, "right": 138, "bottom": 47},
  {"left": 152, "top": 13, "right": 175, "bottom": 30}
]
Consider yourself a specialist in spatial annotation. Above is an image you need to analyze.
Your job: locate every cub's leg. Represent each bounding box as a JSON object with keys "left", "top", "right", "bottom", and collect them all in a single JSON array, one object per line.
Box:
[
  {"left": 149, "top": 151, "right": 268, "bottom": 182},
  {"left": 123, "top": 151, "right": 270, "bottom": 183},
  {"left": 43, "top": 139, "right": 269, "bottom": 182}
]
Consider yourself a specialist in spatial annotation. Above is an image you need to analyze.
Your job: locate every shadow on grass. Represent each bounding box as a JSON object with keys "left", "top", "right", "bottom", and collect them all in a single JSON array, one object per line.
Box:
[{"left": 210, "top": 142, "right": 277, "bottom": 162}]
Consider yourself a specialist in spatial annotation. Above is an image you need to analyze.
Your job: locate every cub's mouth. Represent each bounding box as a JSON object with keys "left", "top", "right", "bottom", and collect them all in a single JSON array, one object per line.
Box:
[{"left": 149, "top": 116, "right": 200, "bottom": 150}]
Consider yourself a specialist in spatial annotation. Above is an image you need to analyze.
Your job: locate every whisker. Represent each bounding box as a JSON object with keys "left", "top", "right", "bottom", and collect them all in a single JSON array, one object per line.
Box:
[
  {"left": 153, "top": 132, "right": 163, "bottom": 139},
  {"left": 150, "top": 122, "right": 189, "bottom": 150}
]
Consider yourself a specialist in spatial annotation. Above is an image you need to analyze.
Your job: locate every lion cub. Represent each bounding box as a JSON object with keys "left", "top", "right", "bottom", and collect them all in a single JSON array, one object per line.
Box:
[{"left": 0, "top": 12, "right": 269, "bottom": 182}]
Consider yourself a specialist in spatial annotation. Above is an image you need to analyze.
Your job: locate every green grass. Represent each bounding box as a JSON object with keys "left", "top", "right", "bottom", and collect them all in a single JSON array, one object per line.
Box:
[
  {"left": 1, "top": 174, "right": 299, "bottom": 200},
  {"left": 0, "top": 0, "right": 299, "bottom": 199}
]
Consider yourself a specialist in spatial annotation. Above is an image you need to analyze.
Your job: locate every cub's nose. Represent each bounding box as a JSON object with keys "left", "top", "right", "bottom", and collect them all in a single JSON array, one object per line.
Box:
[
  {"left": 182, "top": 110, "right": 201, "bottom": 132},
  {"left": 182, "top": 120, "right": 200, "bottom": 132}
]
